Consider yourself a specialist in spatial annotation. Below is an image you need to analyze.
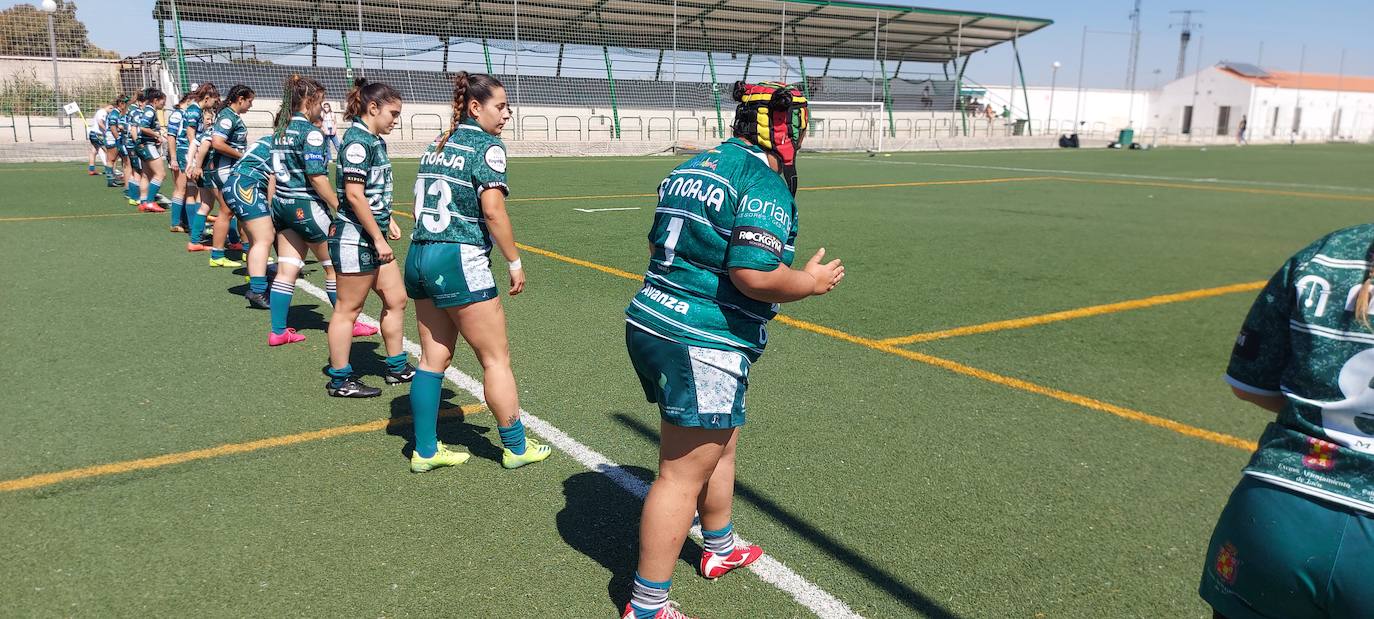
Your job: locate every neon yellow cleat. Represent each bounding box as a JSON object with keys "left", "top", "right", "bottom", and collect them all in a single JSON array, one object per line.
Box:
[
  {"left": 209, "top": 256, "right": 243, "bottom": 268},
  {"left": 127, "top": 198, "right": 138, "bottom": 206},
  {"left": 410, "top": 441, "right": 470, "bottom": 473},
  {"left": 502, "top": 437, "right": 552, "bottom": 469}
]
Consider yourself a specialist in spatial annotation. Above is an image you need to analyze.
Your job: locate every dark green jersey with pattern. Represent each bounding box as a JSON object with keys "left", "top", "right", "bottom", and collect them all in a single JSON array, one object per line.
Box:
[
  {"left": 410, "top": 120, "right": 508, "bottom": 247},
  {"left": 107, "top": 108, "right": 125, "bottom": 141},
  {"left": 334, "top": 120, "right": 394, "bottom": 238},
  {"left": 1227, "top": 224, "right": 1374, "bottom": 514},
  {"left": 233, "top": 135, "right": 276, "bottom": 184},
  {"left": 166, "top": 106, "right": 186, "bottom": 144},
  {"left": 209, "top": 108, "right": 247, "bottom": 170},
  {"left": 136, "top": 104, "right": 161, "bottom": 144},
  {"left": 176, "top": 102, "right": 202, "bottom": 148},
  {"left": 624, "top": 138, "right": 798, "bottom": 361},
  {"left": 272, "top": 113, "right": 329, "bottom": 204}
]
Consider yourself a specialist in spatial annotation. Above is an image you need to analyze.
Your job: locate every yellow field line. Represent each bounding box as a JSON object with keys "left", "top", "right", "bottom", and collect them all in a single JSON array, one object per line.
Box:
[
  {"left": 518, "top": 242, "right": 1256, "bottom": 452},
  {"left": 0, "top": 405, "right": 484, "bottom": 493},
  {"left": 0, "top": 212, "right": 141, "bottom": 223},
  {"left": 1049, "top": 176, "right": 1374, "bottom": 203},
  {"left": 880, "top": 280, "right": 1268, "bottom": 345}
]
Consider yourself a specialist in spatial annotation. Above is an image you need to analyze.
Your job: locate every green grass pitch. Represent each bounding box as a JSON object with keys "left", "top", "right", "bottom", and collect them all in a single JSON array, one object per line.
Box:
[{"left": 2, "top": 143, "right": 1373, "bottom": 617}]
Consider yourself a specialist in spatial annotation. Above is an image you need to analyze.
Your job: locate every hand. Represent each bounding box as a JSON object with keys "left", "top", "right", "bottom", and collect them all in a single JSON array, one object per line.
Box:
[
  {"left": 373, "top": 236, "right": 394, "bottom": 263},
  {"left": 803, "top": 247, "right": 844, "bottom": 296},
  {"left": 387, "top": 219, "right": 401, "bottom": 241},
  {"left": 169, "top": 158, "right": 180, "bottom": 172},
  {"left": 185, "top": 165, "right": 200, "bottom": 181},
  {"left": 508, "top": 266, "right": 526, "bottom": 296}
]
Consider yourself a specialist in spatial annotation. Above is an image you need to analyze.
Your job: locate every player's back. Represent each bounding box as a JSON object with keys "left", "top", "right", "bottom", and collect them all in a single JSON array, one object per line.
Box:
[
  {"left": 272, "top": 114, "right": 327, "bottom": 203},
  {"left": 234, "top": 135, "right": 275, "bottom": 182},
  {"left": 411, "top": 123, "right": 507, "bottom": 247}
]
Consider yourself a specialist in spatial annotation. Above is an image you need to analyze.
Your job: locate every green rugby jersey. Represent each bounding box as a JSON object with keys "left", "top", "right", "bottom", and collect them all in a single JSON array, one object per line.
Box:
[
  {"left": 135, "top": 104, "right": 160, "bottom": 144},
  {"left": 334, "top": 120, "right": 394, "bottom": 240},
  {"left": 176, "top": 102, "right": 202, "bottom": 148},
  {"left": 624, "top": 138, "right": 798, "bottom": 361},
  {"left": 107, "top": 108, "right": 124, "bottom": 142},
  {"left": 209, "top": 108, "right": 247, "bottom": 170},
  {"left": 232, "top": 135, "right": 276, "bottom": 184},
  {"left": 410, "top": 119, "right": 508, "bottom": 247},
  {"left": 272, "top": 113, "right": 329, "bottom": 204},
  {"left": 166, "top": 106, "right": 185, "bottom": 143},
  {"left": 1228, "top": 223, "right": 1374, "bottom": 514},
  {"left": 123, "top": 105, "right": 141, "bottom": 147}
]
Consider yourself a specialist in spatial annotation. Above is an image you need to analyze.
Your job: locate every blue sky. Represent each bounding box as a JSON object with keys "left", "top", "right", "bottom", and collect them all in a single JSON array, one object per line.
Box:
[{"left": 11, "top": 0, "right": 1373, "bottom": 88}]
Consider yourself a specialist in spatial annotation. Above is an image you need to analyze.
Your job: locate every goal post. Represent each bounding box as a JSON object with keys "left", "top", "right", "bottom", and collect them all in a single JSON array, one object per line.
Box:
[{"left": 805, "top": 101, "right": 886, "bottom": 153}]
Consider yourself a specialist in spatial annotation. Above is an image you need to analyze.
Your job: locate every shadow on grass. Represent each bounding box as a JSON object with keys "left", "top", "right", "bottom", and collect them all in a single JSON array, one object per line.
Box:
[
  {"left": 609, "top": 412, "right": 960, "bottom": 619},
  {"left": 555, "top": 463, "right": 701, "bottom": 610},
  {"left": 384, "top": 391, "right": 500, "bottom": 464}
]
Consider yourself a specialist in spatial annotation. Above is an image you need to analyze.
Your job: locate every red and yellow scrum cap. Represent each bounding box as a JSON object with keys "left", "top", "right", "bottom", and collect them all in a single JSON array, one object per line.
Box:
[{"left": 731, "top": 81, "right": 808, "bottom": 193}]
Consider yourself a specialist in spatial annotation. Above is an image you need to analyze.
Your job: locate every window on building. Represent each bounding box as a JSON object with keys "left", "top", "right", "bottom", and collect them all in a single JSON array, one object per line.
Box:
[
  {"left": 1292, "top": 107, "right": 1303, "bottom": 135},
  {"left": 1269, "top": 107, "right": 1281, "bottom": 136},
  {"left": 1216, "top": 106, "right": 1231, "bottom": 136},
  {"left": 1182, "top": 106, "right": 1193, "bottom": 135}
]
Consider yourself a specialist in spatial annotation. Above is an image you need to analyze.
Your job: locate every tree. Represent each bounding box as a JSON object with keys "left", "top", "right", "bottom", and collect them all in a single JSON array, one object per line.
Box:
[{"left": 0, "top": 2, "right": 118, "bottom": 59}]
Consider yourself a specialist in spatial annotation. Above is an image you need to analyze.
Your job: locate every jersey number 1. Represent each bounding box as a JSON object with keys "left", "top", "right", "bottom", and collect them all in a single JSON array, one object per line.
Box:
[{"left": 659, "top": 216, "right": 684, "bottom": 268}]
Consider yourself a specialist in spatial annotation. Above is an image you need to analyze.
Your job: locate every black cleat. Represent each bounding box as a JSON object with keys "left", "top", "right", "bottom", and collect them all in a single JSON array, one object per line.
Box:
[
  {"left": 244, "top": 290, "right": 270, "bottom": 309},
  {"left": 385, "top": 363, "right": 418, "bottom": 384},
  {"left": 325, "top": 376, "right": 382, "bottom": 398}
]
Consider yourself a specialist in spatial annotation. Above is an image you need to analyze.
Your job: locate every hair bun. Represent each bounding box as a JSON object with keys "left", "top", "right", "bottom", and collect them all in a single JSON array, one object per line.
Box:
[{"left": 354, "top": 77, "right": 368, "bottom": 89}]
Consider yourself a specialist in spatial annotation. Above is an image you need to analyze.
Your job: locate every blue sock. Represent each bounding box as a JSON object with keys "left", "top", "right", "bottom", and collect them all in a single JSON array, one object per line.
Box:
[
  {"left": 188, "top": 203, "right": 205, "bottom": 243},
  {"left": 410, "top": 369, "right": 444, "bottom": 458},
  {"left": 88, "top": 164, "right": 94, "bottom": 172},
  {"left": 170, "top": 197, "right": 184, "bottom": 227},
  {"left": 126, "top": 181, "right": 139, "bottom": 201},
  {"left": 629, "top": 574, "right": 671, "bottom": 619},
  {"left": 326, "top": 364, "right": 351, "bottom": 389},
  {"left": 146, "top": 180, "right": 161, "bottom": 203},
  {"left": 227, "top": 218, "right": 241, "bottom": 244},
  {"left": 325, "top": 279, "right": 337, "bottom": 307},
  {"left": 702, "top": 522, "right": 736, "bottom": 556},
  {"left": 385, "top": 353, "right": 409, "bottom": 374},
  {"left": 211, "top": 248, "right": 225, "bottom": 260},
  {"left": 497, "top": 419, "right": 528, "bottom": 455},
  {"left": 249, "top": 276, "right": 267, "bottom": 295},
  {"left": 269, "top": 279, "right": 294, "bottom": 334}
]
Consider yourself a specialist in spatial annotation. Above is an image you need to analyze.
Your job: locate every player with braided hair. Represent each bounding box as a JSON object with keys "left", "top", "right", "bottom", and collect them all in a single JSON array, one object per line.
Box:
[{"left": 620, "top": 81, "right": 842, "bottom": 619}]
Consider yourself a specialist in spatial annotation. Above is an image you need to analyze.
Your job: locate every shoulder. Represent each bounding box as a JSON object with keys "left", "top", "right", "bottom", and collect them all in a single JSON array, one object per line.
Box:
[
  {"left": 1294, "top": 224, "right": 1374, "bottom": 267},
  {"left": 479, "top": 137, "right": 507, "bottom": 173}
]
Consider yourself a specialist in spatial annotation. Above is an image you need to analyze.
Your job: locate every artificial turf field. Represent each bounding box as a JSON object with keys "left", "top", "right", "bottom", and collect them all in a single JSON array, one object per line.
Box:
[{"left": 3, "top": 143, "right": 1374, "bottom": 618}]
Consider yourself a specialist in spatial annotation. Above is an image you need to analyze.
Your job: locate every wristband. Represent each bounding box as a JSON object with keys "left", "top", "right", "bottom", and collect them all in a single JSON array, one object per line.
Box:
[{"left": 508, "top": 259, "right": 522, "bottom": 271}]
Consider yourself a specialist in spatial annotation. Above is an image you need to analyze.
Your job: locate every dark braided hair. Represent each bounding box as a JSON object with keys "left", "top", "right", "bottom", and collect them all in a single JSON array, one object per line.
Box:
[
  {"left": 274, "top": 74, "right": 325, "bottom": 137},
  {"left": 443, "top": 71, "right": 502, "bottom": 142}
]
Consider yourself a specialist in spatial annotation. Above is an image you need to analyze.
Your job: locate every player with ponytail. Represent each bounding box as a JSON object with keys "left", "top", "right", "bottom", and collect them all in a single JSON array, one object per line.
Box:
[
  {"left": 401, "top": 71, "right": 550, "bottom": 472},
  {"left": 134, "top": 88, "right": 169, "bottom": 214},
  {"left": 1203, "top": 229, "right": 1374, "bottom": 619},
  {"left": 322, "top": 78, "right": 413, "bottom": 398}
]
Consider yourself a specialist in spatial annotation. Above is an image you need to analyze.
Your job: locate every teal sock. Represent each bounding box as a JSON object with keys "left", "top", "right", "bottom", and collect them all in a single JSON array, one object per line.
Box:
[
  {"left": 126, "top": 181, "right": 139, "bottom": 200},
  {"left": 629, "top": 574, "right": 671, "bottom": 619},
  {"left": 325, "top": 279, "right": 337, "bottom": 306},
  {"left": 88, "top": 164, "right": 94, "bottom": 172},
  {"left": 269, "top": 279, "right": 294, "bottom": 334},
  {"left": 410, "top": 369, "right": 444, "bottom": 458},
  {"left": 170, "top": 197, "right": 184, "bottom": 227},
  {"left": 326, "top": 364, "right": 351, "bottom": 389},
  {"left": 249, "top": 276, "right": 267, "bottom": 295},
  {"left": 384, "top": 353, "right": 409, "bottom": 374},
  {"left": 146, "top": 180, "right": 161, "bottom": 202},
  {"left": 188, "top": 204, "right": 205, "bottom": 243},
  {"left": 497, "top": 419, "right": 527, "bottom": 455},
  {"left": 211, "top": 248, "right": 225, "bottom": 260}
]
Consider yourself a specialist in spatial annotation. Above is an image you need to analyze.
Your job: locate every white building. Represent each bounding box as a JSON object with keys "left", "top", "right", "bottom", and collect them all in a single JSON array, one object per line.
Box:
[{"left": 1148, "top": 63, "right": 1374, "bottom": 142}]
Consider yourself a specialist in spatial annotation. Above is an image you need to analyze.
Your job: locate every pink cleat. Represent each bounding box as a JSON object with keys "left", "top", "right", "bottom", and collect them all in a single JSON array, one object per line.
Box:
[
  {"left": 140, "top": 202, "right": 167, "bottom": 213},
  {"left": 268, "top": 328, "right": 306, "bottom": 346},
  {"left": 187, "top": 242, "right": 208, "bottom": 252},
  {"left": 699, "top": 543, "right": 764, "bottom": 580},
  {"left": 620, "top": 602, "right": 695, "bottom": 619},
  {"left": 352, "top": 321, "right": 379, "bottom": 337}
]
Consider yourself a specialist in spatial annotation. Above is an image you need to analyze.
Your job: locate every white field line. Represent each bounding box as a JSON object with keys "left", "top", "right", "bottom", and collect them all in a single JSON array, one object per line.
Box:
[
  {"left": 830, "top": 157, "right": 1374, "bottom": 194},
  {"left": 575, "top": 207, "right": 642, "bottom": 213},
  {"left": 293, "top": 278, "right": 863, "bottom": 619}
]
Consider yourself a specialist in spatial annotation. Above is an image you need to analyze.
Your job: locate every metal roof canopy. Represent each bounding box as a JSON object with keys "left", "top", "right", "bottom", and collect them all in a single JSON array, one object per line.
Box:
[{"left": 151, "top": 0, "right": 1052, "bottom": 63}]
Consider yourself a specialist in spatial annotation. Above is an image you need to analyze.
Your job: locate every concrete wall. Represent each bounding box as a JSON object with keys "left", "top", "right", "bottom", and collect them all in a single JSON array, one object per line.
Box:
[{"left": 0, "top": 55, "right": 121, "bottom": 85}]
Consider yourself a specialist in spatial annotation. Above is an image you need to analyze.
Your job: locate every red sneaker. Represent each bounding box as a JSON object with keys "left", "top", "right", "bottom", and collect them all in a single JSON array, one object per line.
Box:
[
  {"left": 620, "top": 602, "right": 695, "bottom": 619},
  {"left": 352, "top": 321, "right": 379, "bottom": 337},
  {"left": 699, "top": 543, "right": 764, "bottom": 580},
  {"left": 140, "top": 202, "right": 167, "bottom": 213},
  {"left": 268, "top": 328, "right": 306, "bottom": 346},
  {"left": 187, "top": 243, "right": 208, "bottom": 252}
]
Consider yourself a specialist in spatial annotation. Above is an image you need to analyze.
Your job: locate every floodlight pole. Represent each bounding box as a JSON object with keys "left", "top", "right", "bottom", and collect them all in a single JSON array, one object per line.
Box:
[
  {"left": 1013, "top": 32, "right": 1031, "bottom": 136},
  {"left": 1048, "top": 61, "right": 1061, "bottom": 131}
]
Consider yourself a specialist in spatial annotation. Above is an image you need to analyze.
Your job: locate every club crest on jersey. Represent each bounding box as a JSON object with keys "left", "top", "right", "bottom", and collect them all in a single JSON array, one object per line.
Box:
[
  {"left": 1303, "top": 437, "right": 1338, "bottom": 470},
  {"left": 484, "top": 145, "right": 506, "bottom": 173},
  {"left": 295, "top": 208, "right": 305, "bottom": 220},
  {"left": 1214, "top": 542, "right": 1238, "bottom": 585},
  {"left": 219, "top": 117, "right": 232, "bottom": 130},
  {"left": 345, "top": 143, "right": 368, "bottom": 164},
  {"left": 306, "top": 131, "right": 325, "bottom": 147}
]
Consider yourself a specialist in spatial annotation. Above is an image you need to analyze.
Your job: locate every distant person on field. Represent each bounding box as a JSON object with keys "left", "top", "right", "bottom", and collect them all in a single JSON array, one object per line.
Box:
[
  {"left": 322, "top": 102, "right": 339, "bottom": 163},
  {"left": 1201, "top": 224, "right": 1374, "bottom": 619},
  {"left": 1237, "top": 115, "right": 1248, "bottom": 146},
  {"left": 620, "top": 81, "right": 844, "bottom": 619}
]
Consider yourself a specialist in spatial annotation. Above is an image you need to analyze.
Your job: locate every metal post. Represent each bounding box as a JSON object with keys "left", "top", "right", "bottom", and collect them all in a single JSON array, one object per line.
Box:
[
  {"left": 1013, "top": 33, "right": 1031, "bottom": 136},
  {"left": 556, "top": 43, "right": 564, "bottom": 77},
  {"left": 341, "top": 31, "right": 353, "bottom": 81},
  {"left": 602, "top": 45, "right": 621, "bottom": 138},
  {"left": 822, "top": 57, "right": 831, "bottom": 77},
  {"left": 879, "top": 58, "right": 895, "bottom": 137},
  {"left": 171, "top": 0, "right": 189, "bottom": 94},
  {"left": 46, "top": 10, "right": 61, "bottom": 125},
  {"left": 1008, "top": 25, "right": 1019, "bottom": 133},
  {"left": 442, "top": 37, "right": 450, "bottom": 73},
  {"left": 706, "top": 48, "right": 724, "bottom": 137},
  {"left": 778, "top": 0, "right": 786, "bottom": 81},
  {"left": 311, "top": 28, "right": 318, "bottom": 67},
  {"left": 1189, "top": 33, "right": 1202, "bottom": 140},
  {"left": 671, "top": 0, "right": 677, "bottom": 142},
  {"left": 513, "top": 0, "right": 522, "bottom": 140},
  {"left": 482, "top": 39, "right": 493, "bottom": 73},
  {"left": 954, "top": 18, "right": 965, "bottom": 136},
  {"left": 742, "top": 53, "right": 751, "bottom": 81},
  {"left": 1048, "top": 62, "right": 1060, "bottom": 131},
  {"left": 797, "top": 56, "right": 810, "bottom": 99}
]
